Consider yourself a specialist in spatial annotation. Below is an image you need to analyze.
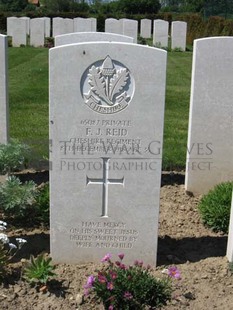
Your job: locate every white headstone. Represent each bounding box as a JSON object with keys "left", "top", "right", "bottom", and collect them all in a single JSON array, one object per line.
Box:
[
  {"left": 140, "top": 19, "right": 151, "bottom": 39},
  {"left": 55, "top": 32, "right": 134, "bottom": 47},
  {"left": 122, "top": 19, "right": 138, "bottom": 43},
  {"left": 63, "top": 18, "right": 74, "bottom": 34},
  {"left": 30, "top": 18, "right": 45, "bottom": 47},
  {"left": 73, "top": 18, "right": 92, "bottom": 32},
  {"left": 105, "top": 18, "right": 121, "bottom": 34},
  {"left": 12, "top": 18, "right": 27, "bottom": 47},
  {"left": 0, "top": 35, "right": 8, "bottom": 144},
  {"left": 20, "top": 17, "right": 30, "bottom": 35},
  {"left": 7, "top": 17, "right": 17, "bottom": 37},
  {"left": 88, "top": 17, "right": 97, "bottom": 32},
  {"left": 227, "top": 191, "right": 233, "bottom": 262},
  {"left": 49, "top": 42, "right": 167, "bottom": 265},
  {"left": 52, "top": 17, "right": 63, "bottom": 37},
  {"left": 43, "top": 17, "right": 51, "bottom": 37},
  {"left": 171, "top": 21, "right": 187, "bottom": 51},
  {"left": 185, "top": 37, "right": 233, "bottom": 195},
  {"left": 153, "top": 19, "right": 169, "bottom": 48}
]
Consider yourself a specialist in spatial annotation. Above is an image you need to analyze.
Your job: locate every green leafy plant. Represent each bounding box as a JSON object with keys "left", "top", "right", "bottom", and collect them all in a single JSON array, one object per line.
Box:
[
  {"left": 0, "top": 176, "right": 37, "bottom": 218},
  {"left": 35, "top": 183, "right": 50, "bottom": 225},
  {"left": 0, "top": 221, "right": 27, "bottom": 280},
  {"left": 84, "top": 253, "right": 179, "bottom": 310},
  {"left": 0, "top": 140, "right": 30, "bottom": 174},
  {"left": 23, "top": 254, "right": 56, "bottom": 285},
  {"left": 198, "top": 181, "right": 233, "bottom": 233}
]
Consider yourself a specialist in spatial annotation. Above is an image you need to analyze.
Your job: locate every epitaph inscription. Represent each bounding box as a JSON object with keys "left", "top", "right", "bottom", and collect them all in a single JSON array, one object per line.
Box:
[{"left": 81, "top": 56, "right": 134, "bottom": 114}]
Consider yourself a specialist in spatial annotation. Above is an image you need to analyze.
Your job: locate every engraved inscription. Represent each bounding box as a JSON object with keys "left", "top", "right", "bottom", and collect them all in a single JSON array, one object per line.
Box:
[
  {"left": 70, "top": 222, "right": 139, "bottom": 249},
  {"left": 81, "top": 56, "right": 134, "bottom": 114},
  {"left": 86, "top": 158, "right": 124, "bottom": 217}
]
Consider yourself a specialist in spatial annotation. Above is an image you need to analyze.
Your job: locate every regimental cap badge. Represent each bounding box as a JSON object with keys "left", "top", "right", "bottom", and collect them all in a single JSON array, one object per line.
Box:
[{"left": 81, "top": 56, "right": 134, "bottom": 114}]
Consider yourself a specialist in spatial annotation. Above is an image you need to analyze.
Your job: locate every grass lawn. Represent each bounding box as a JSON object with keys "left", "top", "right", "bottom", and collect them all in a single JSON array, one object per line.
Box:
[{"left": 8, "top": 47, "right": 192, "bottom": 170}]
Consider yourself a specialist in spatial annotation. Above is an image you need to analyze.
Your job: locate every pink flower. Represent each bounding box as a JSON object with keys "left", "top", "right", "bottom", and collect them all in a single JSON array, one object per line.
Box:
[
  {"left": 134, "top": 260, "right": 139, "bottom": 266},
  {"left": 124, "top": 291, "right": 133, "bottom": 300},
  {"left": 110, "top": 271, "right": 117, "bottom": 280},
  {"left": 168, "top": 266, "right": 181, "bottom": 279},
  {"left": 98, "top": 273, "right": 107, "bottom": 283},
  {"left": 108, "top": 305, "right": 114, "bottom": 310},
  {"left": 84, "top": 275, "right": 95, "bottom": 289},
  {"left": 115, "top": 261, "right": 121, "bottom": 266},
  {"left": 119, "top": 263, "right": 127, "bottom": 270},
  {"left": 118, "top": 253, "right": 124, "bottom": 260},
  {"left": 107, "top": 282, "right": 114, "bottom": 290},
  {"left": 101, "top": 253, "right": 112, "bottom": 262},
  {"left": 138, "top": 260, "right": 143, "bottom": 267}
]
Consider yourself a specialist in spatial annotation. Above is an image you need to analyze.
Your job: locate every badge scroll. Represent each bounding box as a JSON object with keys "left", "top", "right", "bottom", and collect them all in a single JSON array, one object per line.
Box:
[{"left": 81, "top": 56, "right": 134, "bottom": 114}]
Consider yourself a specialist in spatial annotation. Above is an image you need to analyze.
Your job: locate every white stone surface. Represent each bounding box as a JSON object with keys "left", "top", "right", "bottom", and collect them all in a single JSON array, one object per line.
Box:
[
  {"left": 227, "top": 191, "right": 233, "bottom": 262},
  {"left": 30, "top": 18, "right": 45, "bottom": 47},
  {"left": 88, "top": 18, "right": 97, "bottom": 32},
  {"left": 153, "top": 19, "right": 169, "bottom": 48},
  {"left": 7, "top": 17, "right": 17, "bottom": 37},
  {"left": 73, "top": 18, "right": 92, "bottom": 32},
  {"left": 185, "top": 37, "right": 233, "bottom": 195},
  {"left": 43, "top": 17, "right": 51, "bottom": 37},
  {"left": 0, "top": 35, "right": 8, "bottom": 144},
  {"left": 52, "top": 17, "right": 63, "bottom": 37},
  {"left": 122, "top": 19, "right": 138, "bottom": 43},
  {"left": 12, "top": 18, "right": 27, "bottom": 47},
  {"left": 105, "top": 18, "right": 121, "bottom": 34},
  {"left": 49, "top": 42, "right": 167, "bottom": 265},
  {"left": 171, "top": 21, "right": 187, "bottom": 51},
  {"left": 20, "top": 17, "right": 30, "bottom": 35},
  {"left": 63, "top": 18, "right": 74, "bottom": 34},
  {"left": 140, "top": 19, "right": 151, "bottom": 39},
  {"left": 55, "top": 32, "right": 134, "bottom": 46}
]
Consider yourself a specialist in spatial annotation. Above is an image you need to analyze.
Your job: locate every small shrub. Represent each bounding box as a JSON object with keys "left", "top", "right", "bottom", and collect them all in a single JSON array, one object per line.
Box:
[
  {"left": 35, "top": 183, "right": 50, "bottom": 225},
  {"left": 84, "top": 253, "right": 179, "bottom": 309},
  {"left": 0, "top": 140, "right": 30, "bottom": 175},
  {"left": 198, "top": 182, "right": 233, "bottom": 233},
  {"left": 23, "top": 254, "right": 56, "bottom": 286},
  {"left": 0, "top": 176, "right": 37, "bottom": 219}
]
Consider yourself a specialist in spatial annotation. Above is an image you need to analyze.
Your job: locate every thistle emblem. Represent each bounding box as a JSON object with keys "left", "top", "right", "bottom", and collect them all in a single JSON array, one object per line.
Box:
[{"left": 81, "top": 56, "right": 134, "bottom": 114}]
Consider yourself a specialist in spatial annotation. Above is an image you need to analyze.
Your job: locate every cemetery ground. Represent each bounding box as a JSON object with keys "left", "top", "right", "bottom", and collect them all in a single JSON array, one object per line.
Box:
[
  {"left": 1, "top": 47, "right": 232, "bottom": 309},
  {"left": 1, "top": 170, "right": 232, "bottom": 310}
]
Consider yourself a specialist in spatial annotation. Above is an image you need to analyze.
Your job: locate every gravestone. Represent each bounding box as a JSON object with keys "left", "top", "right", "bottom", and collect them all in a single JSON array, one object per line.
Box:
[
  {"left": 50, "top": 42, "right": 167, "bottom": 265},
  {"left": 153, "top": 19, "right": 169, "bottom": 48},
  {"left": 30, "top": 18, "right": 45, "bottom": 47},
  {"left": 52, "top": 17, "right": 63, "bottom": 37},
  {"left": 7, "top": 17, "right": 17, "bottom": 37},
  {"left": 105, "top": 18, "right": 121, "bottom": 34},
  {"left": 43, "top": 17, "right": 51, "bottom": 37},
  {"left": 63, "top": 18, "right": 74, "bottom": 34},
  {"left": 122, "top": 19, "right": 138, "bottom": 43},
  {"left": 0, "top": 35, "right": 8, "bottom": 144},
  {"left": 171, "top": 21, "right": 187, "bottom": 51},
  {"left": 185, "top": 37, "right": 233, "bottom": 195},
  {"left": 227, "top": 191, "right": 233, "bottom": 262},
  {"left": 55, "top": 32, "right": 134, "bottom": 47},
  {"left": 20, "top": 17, "right": 30, "bottom": 35},
  {"left": 12, "top": 18, "right": 27, "bottom": 47},
  {"left": 73, "top": 18, "right": 92, "bottom": 32},
  {"left": 88, "top": 17, "right": 97, "bottom": 32},
  {"left": 140, "top": 19, "right": 151, "bottom": 39}
]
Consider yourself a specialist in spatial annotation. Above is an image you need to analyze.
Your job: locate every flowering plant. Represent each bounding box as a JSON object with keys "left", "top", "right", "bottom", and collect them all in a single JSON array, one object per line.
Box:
[
  {"left": 0, "top": 220, "right": 27, "bottom": 279},
  {"left": 84, "top": 253, "right": 180, "bottom": 310}
]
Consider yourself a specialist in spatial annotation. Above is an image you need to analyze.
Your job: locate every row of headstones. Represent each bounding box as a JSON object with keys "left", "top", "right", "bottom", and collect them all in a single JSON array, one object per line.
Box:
[
  {"left": 7, "top": 16, "right": 187, "bottom": 50},
  {"left": 0, "top": 32, "right": 232, "bottom": 264}
]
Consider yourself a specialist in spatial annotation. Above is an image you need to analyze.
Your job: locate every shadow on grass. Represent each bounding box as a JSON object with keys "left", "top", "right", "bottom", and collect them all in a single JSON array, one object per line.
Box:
[{"left": 157, "top": 235, "right": 227, "bottom": 266}]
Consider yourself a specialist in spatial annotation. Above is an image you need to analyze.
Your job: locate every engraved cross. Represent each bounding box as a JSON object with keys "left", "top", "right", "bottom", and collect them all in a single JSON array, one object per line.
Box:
[{"left": 86, "top": 157, "right": 124, "bottom": 218}]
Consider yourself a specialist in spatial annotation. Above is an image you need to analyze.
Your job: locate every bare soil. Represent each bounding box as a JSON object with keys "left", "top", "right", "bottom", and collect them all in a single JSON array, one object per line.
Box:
[{"left": 1, "top": 171, "right": 232, "bottom": 310}]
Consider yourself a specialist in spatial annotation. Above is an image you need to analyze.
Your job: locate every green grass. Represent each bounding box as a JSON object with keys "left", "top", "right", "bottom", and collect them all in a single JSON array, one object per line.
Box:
[{"left": 8, "top": 47, "right": 192, "bottom": 170}]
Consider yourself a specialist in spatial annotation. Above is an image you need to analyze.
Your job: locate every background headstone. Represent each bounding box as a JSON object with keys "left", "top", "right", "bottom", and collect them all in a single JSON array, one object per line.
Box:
[
  {"left": 105, "top": 18, "right": 121, "bottom": 34},
  {"left": 153, "top": 19, "right": 169, "bottom": 48},
  {"left": 52, "top": 17, "right": 63, "bottom": 37},
  {"left": 55, "top": 32, "right": 134, "bottom": 47},
  {"left": 30, "top": 18, "right": 45, "bottom": 47},
  {"left": 171, "top": 21, "right": 187, "bottom": 51},
  {"left": 12, "top": 18, "right": 27, "bottom": 47},
  {"left": 73, "top": 18, "right": 92, "bottom": 32},
  {"left": 43, "top": 17, "right": 51, "bottom": 37},
  {"left": 227, "top": 191, "right": 233, "bottom": 262},
  {"left": 88, "top": 17, "right": 97, "bottom": 32},
  {"left": 0, "top": 35, "right": 8, "bottom": 144},
  {"left": 122, "top": 19, "right": 138, "bottom": 43},
  {"left": 7, "top": 17, "right": 17, "bottom": 37},
  {"left": 50, "top": 42, "right": 167, "bottom": 265},
  {"left": 140, "top": 19, "right": 151, "bottom": 39},
  {"left": 185, "top": 37, "right": 233, "bottom": 195},
  {"left": 20, "top": 17, "right": 30, "bottom": 35},
  {"left": 63, "top": 18, "right": 74, "bottom": 34}
]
